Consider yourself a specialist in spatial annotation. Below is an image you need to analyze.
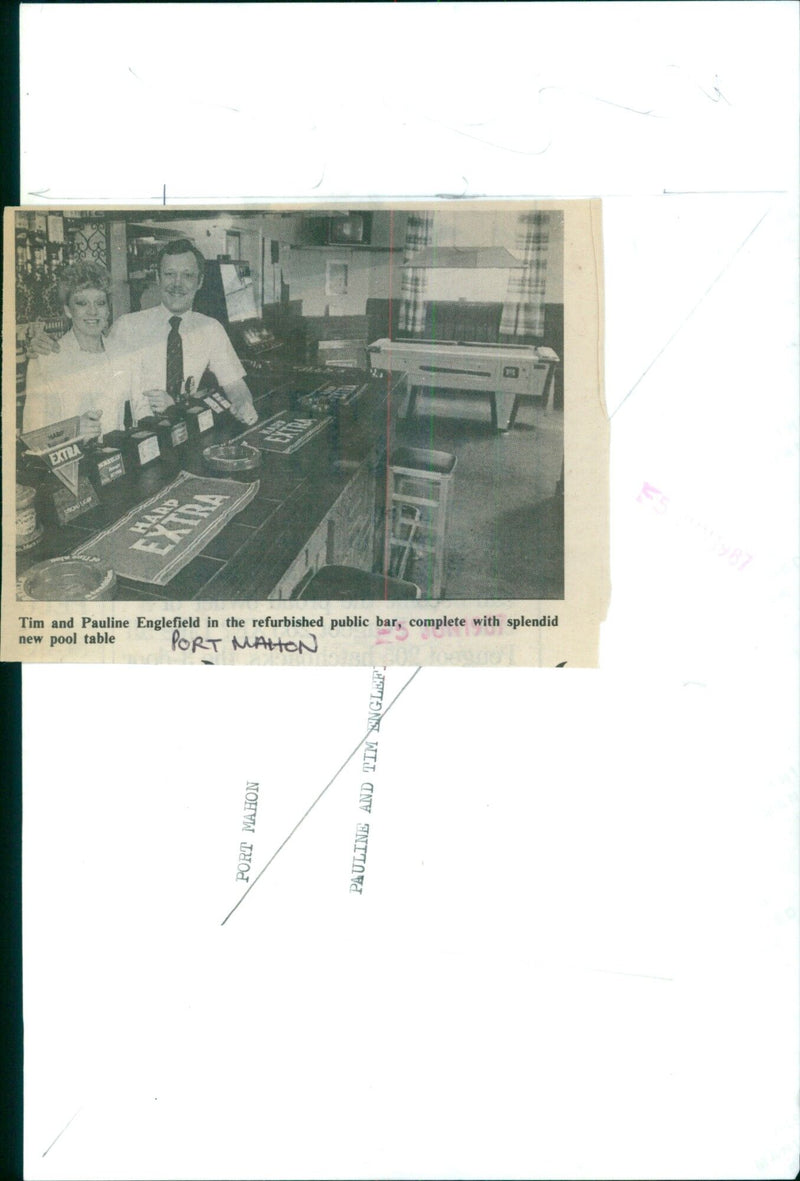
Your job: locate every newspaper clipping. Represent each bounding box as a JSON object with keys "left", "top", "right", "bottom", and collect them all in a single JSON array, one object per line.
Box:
[{"left": 2, "top": 200, "right": 608, "bottom": 667}]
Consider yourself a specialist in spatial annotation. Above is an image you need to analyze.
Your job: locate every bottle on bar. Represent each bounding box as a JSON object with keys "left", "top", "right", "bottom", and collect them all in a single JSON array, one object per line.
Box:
[
  {"left": 82, "top": 399, "right": 128, "bottom": 487},
  {"left": 105, "top": 398, "right": 160, "bottom": 469},
  {"left": 182, "top": 375, "right": 216, "bottom": 437}
]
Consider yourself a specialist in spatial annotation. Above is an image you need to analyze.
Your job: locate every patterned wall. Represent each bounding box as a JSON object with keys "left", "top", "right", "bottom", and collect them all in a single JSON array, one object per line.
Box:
[{"left": 15, "top": 211, "right": 109, "bottom": 324}]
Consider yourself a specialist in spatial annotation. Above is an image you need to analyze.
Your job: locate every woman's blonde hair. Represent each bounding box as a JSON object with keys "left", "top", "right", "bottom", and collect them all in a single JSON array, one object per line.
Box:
[{"left": 57, "top": 261, "right": 111, "bottom": 308}]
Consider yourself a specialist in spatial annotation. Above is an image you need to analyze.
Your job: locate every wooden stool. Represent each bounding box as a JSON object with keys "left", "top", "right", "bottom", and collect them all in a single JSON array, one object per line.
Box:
[{"left": 385, "top": 447, "right": 457, "bottom": 599}]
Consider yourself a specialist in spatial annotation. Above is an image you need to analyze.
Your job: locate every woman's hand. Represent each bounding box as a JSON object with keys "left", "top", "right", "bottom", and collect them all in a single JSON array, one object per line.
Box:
[
  {"left": 142, "top": 389, "right": 174, "bottom": 414},
  {"left": 79, "top": 409, "right": 103, "bottom": 440}
]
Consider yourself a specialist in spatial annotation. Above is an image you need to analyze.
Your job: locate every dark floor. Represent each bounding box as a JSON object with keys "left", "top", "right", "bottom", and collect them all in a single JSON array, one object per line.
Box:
[{"left": 395, "top": 392, "right": 564, "bottom": 600}]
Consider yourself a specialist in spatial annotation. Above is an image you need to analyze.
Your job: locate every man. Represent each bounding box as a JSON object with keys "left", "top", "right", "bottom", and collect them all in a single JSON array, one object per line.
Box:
[{"left": 29, "top": 239, "right": 259, "bottom": 427}]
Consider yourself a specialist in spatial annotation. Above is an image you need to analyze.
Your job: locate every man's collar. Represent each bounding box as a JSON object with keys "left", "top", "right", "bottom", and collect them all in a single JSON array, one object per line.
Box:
[{"left": 157, "top": 303, "right": 195, "bottom": 322}]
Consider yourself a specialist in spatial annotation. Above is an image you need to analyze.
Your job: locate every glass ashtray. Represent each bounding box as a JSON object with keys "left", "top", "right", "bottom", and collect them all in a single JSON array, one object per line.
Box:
[
  {"left": 202, "top": 440, "right": 261, "bottom": 472},
  {"left": 17, "top": 556, "right": 117, "bottom": 601}
]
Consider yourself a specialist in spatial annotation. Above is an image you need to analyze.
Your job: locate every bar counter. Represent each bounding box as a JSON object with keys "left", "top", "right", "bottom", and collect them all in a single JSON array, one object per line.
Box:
[{"left": 17, "top": 363, "right": 404, "bottom": 601}]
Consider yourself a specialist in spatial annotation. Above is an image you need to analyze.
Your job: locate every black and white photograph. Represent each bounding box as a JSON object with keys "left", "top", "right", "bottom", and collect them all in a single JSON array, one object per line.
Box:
[
  {"left": 10, "top": 205, "right": 566, "bottom": 604},
  {"left": 4, "top": 200, "right": 606, "bottom": 666}
]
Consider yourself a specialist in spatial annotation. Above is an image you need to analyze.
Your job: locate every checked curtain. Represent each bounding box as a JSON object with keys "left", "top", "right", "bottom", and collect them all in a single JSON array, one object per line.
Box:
[
  {"left": 499, "top": 211, "right": 550, "bottom": 339},
  {"left": 397, "top": 211, "right": 435, "bottom": 337}
]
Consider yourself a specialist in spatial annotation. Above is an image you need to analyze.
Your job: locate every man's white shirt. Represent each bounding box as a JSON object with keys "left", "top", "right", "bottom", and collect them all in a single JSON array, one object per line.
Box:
[{"left": 108, "top": 305, "right": 246, "bottom": 420}]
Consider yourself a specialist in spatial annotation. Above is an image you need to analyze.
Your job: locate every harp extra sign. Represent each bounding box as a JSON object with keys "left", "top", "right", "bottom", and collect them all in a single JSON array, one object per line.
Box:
[{"left": 127, "top": 493, "right": 233, "bottom": 555}]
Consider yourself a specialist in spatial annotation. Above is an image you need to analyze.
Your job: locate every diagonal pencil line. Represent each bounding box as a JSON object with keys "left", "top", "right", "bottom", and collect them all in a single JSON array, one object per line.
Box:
[
  {"left": 220, "top": 667, "right": 423, "bottom": 925},
  {"left": 610, "top": 209, "right": 771, "bottom": 419},
  {"left": 42, "top": 1107, "right": 82, "bottom": 1158}
]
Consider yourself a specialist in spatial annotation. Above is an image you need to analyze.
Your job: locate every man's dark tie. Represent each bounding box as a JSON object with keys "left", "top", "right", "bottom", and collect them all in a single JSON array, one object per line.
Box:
[{"left": 166, "top": 315, "right": 184, "bottom": 399}]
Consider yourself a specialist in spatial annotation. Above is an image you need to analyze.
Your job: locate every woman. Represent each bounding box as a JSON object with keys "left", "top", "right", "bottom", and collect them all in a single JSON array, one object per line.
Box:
[{"left": 22, "top": 261, "right": 132, "bottom": 437}]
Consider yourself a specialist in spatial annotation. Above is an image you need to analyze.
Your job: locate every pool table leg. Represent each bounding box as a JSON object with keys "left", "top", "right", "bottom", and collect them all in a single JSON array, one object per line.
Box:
[
  {"left": 404, "top": 385, "right": 419, "bottom": 421},
  {"left": 491, "top": 391, "right": 519, "bottom": 431},
  {"left": 540, "top": 361, "right": 556, "bottom": 410}
]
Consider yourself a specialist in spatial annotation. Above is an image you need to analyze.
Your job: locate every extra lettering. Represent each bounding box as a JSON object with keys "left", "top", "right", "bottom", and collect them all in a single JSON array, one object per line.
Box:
[{"left": 128, "top": 494, "right": 231, "bottom": 555}]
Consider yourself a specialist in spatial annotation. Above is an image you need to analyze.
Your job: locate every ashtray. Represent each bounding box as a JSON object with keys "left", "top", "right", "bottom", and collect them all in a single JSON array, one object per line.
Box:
[
  {"left": 17, "top": 556, "right": 117, "bottom": 601},
  {"left": 202, "top": 440, "right": 261, "bottom": 472}
]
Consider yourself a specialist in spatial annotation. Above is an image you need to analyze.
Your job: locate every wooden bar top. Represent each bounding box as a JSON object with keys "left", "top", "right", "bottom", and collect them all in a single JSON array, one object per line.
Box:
[{"left": 17, "top": 363, "right": 402, "bottom": 601}]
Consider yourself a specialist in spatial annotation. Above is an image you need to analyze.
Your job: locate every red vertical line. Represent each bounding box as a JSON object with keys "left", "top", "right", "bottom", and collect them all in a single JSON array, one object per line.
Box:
[{"left": 260, "top": 235, "right": 265, "bottom": 309}]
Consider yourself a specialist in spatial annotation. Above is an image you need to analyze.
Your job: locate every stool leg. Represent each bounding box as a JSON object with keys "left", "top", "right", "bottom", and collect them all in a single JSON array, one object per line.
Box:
[{"left": 386, "top": 458, "right": 455, "bottom": 599}]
